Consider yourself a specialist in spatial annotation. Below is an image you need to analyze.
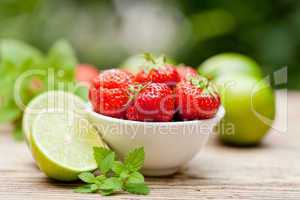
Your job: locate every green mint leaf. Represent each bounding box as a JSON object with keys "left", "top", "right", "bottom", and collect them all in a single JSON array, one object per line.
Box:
[
  {"left": 0, "top": 102, "right": 21, "bottom": 123},
  {"left": 13, "top": 123, "right": 24, "bottom": 141},
  {"left": 124, "top": 182, "right": 150, "bottom": 195},
  {"left": 93, "top": 147, "right": 112, "bottom": 168},
  {"left": 78, "top": 172, "right": 96, "bottom": 183},
  {"left": 0, "top": 39, "right": 43, "bottom": 67},
  {"left": 124, "top": 147, "right": 145, "bottom": 172},
  {"left": 127, "top": 172, "right": 144, "bottom": 184},
  {"left": 100, "top": 189, "right": 114, "bottom": 196},
  {"left": 98, "top": 177, "right": 122, "bottom": 191},
  {"left": 74, "top": 184, "right": 97, "bottom": 193},
  {"left": 119, "top": 170, "right": 130, "bottom": 181},
  {"left": 112, "top": 161, "right": 125, "bottom": 175},
  {"left": 90, "top": 184, "right": 98, "bottom": 192},
  {"left": 46, "top": 39, "right": 77, "bottom": 71},
  {"left": 99, "top": 151, "right": 115, "bottom": 174},
  {"left": 95, "top": 175, "right": 106, "bottom": 183}
]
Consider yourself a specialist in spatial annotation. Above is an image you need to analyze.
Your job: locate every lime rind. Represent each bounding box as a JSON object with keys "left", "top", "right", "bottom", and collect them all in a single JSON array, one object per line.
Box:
[
  {"left": 31, "top": 110, "right": 107, "bottom": 181},
  {"left": 23, "top": 91, "right": 86, "bottom": 146}
]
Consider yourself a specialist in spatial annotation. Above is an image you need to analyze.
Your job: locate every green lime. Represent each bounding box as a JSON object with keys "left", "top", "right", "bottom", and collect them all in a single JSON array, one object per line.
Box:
[
  {"left": 215, "top": 74, "right": 275, "bottom": 146},
  {"left": 30, "top": 110, "right": 107, "bottom": 181},
  {"left": 198, "top": 53, "right": 263, "bottom": 79},
  {"left": 23, "top": 91, "right": 86, "bottom": 146}
]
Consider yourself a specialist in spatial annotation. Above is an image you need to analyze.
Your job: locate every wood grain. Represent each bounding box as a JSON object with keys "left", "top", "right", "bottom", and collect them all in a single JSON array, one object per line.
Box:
[{"left": 0, "top": 91, "right": 299, "bottom": 200}]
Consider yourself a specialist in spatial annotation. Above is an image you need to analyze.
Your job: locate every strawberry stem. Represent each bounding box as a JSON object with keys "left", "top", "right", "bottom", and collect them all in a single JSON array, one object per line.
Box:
[
  {"left": 142, "top": 53, "right": 167, "bottom": 74},
  {"left": 128, "top": 84, "right": 146, "bottom": 101},
  {"left": 189, "top": 76, "right": 208, "bottom": 89},
  {"left": 143, "top": 53, "right": 156, "bottom": 64}
]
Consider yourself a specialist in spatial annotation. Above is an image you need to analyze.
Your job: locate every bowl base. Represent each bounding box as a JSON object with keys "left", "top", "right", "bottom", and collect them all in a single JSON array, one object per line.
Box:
[{"left": 142, "top": 167, "right": 178, "bottom": 177}]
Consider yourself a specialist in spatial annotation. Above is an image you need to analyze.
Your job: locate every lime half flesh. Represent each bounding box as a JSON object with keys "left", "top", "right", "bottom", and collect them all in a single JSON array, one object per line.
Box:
[
  {"left": 23, "top": 91, "right": 86, "bottom": 146},
  {"left": 30, "top": 110, "right": 107, "bottom": 181}
]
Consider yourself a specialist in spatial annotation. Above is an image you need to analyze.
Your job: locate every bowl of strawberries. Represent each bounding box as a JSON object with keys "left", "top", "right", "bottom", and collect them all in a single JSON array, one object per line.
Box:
[{"left": 86, "top": 54, "right": 225, "bottom": 176}]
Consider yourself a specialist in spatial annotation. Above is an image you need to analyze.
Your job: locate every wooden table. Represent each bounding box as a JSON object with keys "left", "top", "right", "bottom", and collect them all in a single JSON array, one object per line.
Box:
[{"left": 0, "top": 91, "right": 299, "bottom": 200}]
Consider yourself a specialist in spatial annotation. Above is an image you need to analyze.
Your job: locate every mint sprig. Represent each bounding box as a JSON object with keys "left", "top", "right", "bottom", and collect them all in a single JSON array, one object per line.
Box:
[{"left": 74, "top": 147, "right": 150, "bottom": 196}]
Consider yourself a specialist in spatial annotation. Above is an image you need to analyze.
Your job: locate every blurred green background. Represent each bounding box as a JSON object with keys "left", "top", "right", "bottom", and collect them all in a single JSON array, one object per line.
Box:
[{"left": 0, "top": 0, "right": 297, "bottom": 88}]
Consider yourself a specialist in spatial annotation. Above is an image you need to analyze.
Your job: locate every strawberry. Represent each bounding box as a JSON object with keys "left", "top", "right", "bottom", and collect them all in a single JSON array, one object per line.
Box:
[
  {"left": 126, "top": 83, "right": 175, "bottom": 122},
  {"left": 92, "top": 69, "right": 134, "bottom": 89},
  {"left": 75, "top": 64, "right": 99, "bottom": 87},
  {"left": 175, "top": 76, "right": 221, "bottom": 120},
  {"left": 89, "top": 69, "right": 134, "bottom": 118},
  {"left": 176, "top": 65, "right": 197, "bottom": 81},
  {"left": 134, "top": 54, "right": 179, "bottom": 87}
]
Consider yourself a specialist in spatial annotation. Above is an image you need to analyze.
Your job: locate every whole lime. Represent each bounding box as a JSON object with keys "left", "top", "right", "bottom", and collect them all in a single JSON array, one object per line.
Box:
[
  {"left": 215, "top": 75, "right": 275, "bottom": 146},
  {"left": 121, "top": 54, "right": 176, "bottom": 74},
  {"left": 199, "top": 53, "right": 263, "bottom": 79}
]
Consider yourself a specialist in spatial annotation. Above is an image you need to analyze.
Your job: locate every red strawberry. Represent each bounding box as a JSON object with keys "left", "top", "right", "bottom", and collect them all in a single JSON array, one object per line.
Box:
[
  {"left": 126, "top": 83, "right": 175, "bottom": 122},
  {"left": 89, "top": 69, "right": 134, "bottom": 118},
  {"left": 92, "top": 69, "right": 134, "bottom": 89},
  {"left": 134, "top": 54, "right": 179, "bottom": 87},
  {"left": 75, "top": 64, "right": 99, "bottom": 87},
  {"left": 176, "top": 65, "right": 197, "bottom": 81},
  {"left": 134, "top": 64, "right": 179, "bottom": 86},
  {"left": 89, "top": 86, "right": 131, "bottom": 118},
  {"left": 175, "top": 76, "right": 221, "bottom": 120}
]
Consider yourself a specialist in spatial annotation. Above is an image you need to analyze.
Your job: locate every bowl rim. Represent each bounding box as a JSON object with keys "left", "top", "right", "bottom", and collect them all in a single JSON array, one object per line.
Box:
[{"left": 85, "top": 105, "right": 225, "bottom": 126}]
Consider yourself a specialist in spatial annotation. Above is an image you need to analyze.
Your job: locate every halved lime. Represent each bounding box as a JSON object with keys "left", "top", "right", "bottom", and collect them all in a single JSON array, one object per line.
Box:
[
  {"left": 23, "top": 91, "right": 86, "bottom": 146},
  {"left": 30, "top": 110, "right": 107, "bottom": 181}
]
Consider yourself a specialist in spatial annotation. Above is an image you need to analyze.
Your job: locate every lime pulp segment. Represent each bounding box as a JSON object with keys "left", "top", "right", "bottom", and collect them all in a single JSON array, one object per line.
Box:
[{"left": 23, "top": 91, "right": 86, "bottom": 145}]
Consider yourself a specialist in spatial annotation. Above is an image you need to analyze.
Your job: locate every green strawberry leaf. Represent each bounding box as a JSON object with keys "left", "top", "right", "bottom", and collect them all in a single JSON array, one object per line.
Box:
[
  {"left": 124, "top": 147, "right": 145, "bottom": 172},
  {"left": 143, "top": 53, "right": 156, "bottom": 64}
]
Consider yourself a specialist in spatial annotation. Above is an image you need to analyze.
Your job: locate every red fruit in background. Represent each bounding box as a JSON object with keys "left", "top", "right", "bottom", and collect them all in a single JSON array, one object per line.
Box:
[
  {"left": 89, "top": 69, "right": 134, "bottom": 119},
  {"left": 126, "top": 83, "right": 175, "bottom": 122},
  {"left": 176, "top": 65, "right": 197, "bottom": 81},
  {"left": 92, "top": 69, "right": 134, "bottom": 89},
  {"left": 75, "top": 64, "right": 99, "bottom": 87},
  {"left": 175, "top": 76, "right": 221, "bottom": 120}
]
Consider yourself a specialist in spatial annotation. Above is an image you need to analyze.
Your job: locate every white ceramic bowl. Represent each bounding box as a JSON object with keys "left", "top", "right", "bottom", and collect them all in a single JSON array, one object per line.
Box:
[{"left": 86, "top": 106, "right": 225, "bottom": 176}]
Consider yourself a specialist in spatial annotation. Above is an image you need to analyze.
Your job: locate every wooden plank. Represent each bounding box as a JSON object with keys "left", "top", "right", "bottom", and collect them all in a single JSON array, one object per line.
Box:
[{"left": 0, "top": 91, "right": 299, "bottom": 199}]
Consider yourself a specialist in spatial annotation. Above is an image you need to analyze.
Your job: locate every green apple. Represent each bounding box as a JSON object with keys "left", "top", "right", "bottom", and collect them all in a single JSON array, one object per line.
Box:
[
  {"left": 199, "top": 53, "right": 263, "bottom": 79},
  {"left": 121, "top": 54, "right": 176, "bottom": 74},
  {"left": 215, "top": 74, "right": 275, "bottom": 146}
]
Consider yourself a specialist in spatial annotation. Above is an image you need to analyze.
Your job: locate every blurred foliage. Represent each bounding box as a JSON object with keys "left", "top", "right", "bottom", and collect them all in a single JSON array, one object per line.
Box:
[
  {"left": 0, "top": 0, "right": 298, "bottom": 88},
  {"left": 0, "top": 39, "right": 78, "bottom": 138}
]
